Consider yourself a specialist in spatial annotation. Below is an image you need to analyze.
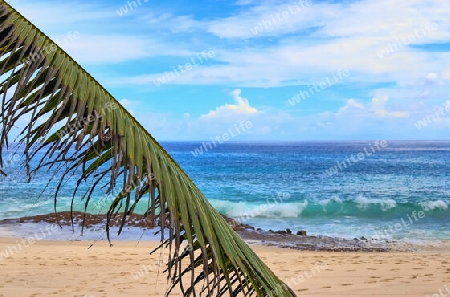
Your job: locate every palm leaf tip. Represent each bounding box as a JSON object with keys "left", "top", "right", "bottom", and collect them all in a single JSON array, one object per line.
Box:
[{"left": 0, "top": 1, "right": 297, "bottom": 296}]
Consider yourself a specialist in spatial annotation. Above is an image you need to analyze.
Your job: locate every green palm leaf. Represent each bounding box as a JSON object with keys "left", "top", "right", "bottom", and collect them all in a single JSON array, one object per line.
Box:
[{"left": 0, "top": 2, "right": 296, "bottom": 296}]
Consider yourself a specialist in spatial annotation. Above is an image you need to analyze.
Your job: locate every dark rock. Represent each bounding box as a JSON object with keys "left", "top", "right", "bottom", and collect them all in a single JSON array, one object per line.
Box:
[
  {"left": 286, "top": 228, "right": 292, "bottom": 235},
  {"left": 274, "top": 230, "right": 287, "bottom": 235},
  {"left": 360, "top": 236, "right": 367, "bottom": 241},
  {"left": 241, "top": 223, "right": 254, "bottom": 230},
  {"left": 220, "top": 215, "right": 255, "bottom": 231},
  {"left": 297, "top": 230, "right": 307, "bottom": 236}
]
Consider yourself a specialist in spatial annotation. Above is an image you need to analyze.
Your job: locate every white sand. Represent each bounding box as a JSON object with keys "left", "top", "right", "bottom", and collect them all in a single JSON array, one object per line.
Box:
[{"left": 1, "top": 237, "right": 449, "bottom": 296}]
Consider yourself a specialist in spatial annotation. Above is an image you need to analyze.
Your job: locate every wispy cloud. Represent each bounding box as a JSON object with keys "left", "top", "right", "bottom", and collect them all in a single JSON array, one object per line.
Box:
[
  {"left": 11, "top": 2, "right": 114, "bottom": 27},
  {"left": 11, "top": 0, "right": 450, "bottom": 140}
]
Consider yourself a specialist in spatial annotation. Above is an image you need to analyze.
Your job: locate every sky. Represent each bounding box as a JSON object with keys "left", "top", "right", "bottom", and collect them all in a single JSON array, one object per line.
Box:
[{"left": 8, "top": 0, "right": 450, "bottom": 141}]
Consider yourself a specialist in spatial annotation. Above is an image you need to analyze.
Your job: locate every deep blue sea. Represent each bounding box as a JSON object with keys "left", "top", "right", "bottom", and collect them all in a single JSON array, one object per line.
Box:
[{"left": 1, "top": 141, "right": 449, "bottom": 243}]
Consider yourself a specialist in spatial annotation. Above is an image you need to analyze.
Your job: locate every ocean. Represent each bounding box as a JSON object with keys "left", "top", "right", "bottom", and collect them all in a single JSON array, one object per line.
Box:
[{"left": 1, "top": 141, "right": 449, "bottom": 243}]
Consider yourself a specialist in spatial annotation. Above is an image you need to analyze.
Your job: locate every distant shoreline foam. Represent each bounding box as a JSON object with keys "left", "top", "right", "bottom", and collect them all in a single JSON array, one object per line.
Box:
[{"left": 1, "top": 211, "right": 449, "bottom": 252}]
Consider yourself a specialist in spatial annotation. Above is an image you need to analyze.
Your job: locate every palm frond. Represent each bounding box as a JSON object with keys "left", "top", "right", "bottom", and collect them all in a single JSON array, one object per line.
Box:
[{"left": 0, "top": 2, "right": 296, "bottom": 296}]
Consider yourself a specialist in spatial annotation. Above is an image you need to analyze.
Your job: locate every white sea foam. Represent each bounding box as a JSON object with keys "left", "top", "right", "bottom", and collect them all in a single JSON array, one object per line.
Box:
[
  {"left": 317, "top": 195, "right": 343, "bottom": 209},
  {"left": 353, "top": 195, "right": 397, "bottom": 211},
  {"left": 420, "top": 200, "right": 448, "bottom": 211},
  {"left": 209, "top": 199, "right": 307, "bottom": 220}
]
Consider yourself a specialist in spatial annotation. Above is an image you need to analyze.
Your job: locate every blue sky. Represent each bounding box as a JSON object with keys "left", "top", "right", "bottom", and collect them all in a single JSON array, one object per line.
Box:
[{"left": 9, "top": 0, "right": 450, "bottom": 140}]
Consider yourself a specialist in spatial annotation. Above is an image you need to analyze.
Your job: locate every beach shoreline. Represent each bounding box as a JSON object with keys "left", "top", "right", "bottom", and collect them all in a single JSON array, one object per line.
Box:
[
  {"left": 2, "top": 222, "right": 450, "bottom": 253},
  {"left": 2, "top": 211, "right": 450, "bottom": 253}
]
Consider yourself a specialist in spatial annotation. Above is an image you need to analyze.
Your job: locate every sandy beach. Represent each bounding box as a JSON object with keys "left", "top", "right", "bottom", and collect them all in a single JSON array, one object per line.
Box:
[{"left": 1, "top": 237, "right": 449, "bottom": 297}]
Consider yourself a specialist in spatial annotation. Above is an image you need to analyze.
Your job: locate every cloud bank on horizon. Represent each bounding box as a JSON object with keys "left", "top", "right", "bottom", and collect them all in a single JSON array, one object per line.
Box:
[{"left": 11, "top": 0, "right": 450, "bottom": 140}]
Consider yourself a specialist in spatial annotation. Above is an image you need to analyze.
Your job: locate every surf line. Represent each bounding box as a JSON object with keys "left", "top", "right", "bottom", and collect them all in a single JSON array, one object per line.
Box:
[{"left": 234, "top": 192, "right": 289, "bottom": 224}]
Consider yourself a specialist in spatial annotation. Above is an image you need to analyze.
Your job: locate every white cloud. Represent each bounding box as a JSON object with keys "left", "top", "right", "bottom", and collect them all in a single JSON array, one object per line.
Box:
[
  {"left": 339, "top": 99, "right": 364, "bottom": 113},
  {"left": 10, "top": 2, "right": 114, "bottom": 27},
  {"left": 138, "top": 13, "right": 201, "bottom": 33},
  {"left": 409, "top": 72, "right": 450, "bottom": 86},
  {"left": 205, "top": 0, "right": 450, "bottom": 41},
  {"left": 13, "top": 0, "right": 450, "bottom": 87},
  {"left": 335, "top": 96, "right": 409, "bottom": 118},
  {"left": 319, "top": 95, "right": 410, "bottom": 126},
  {"left": 151, "top": 0, "right": 449, "bottom": 87},
  {"left": 371, "top": 95, "right": 409, "bottom": 118},
  {"left": 59, "top": 35, "right": 189, "bottom": 64},
  {"left": 9, "top": 1, "right": 195, "bottom": 64},
  {"left": 200, "top": 89, "right": 259, "bottom": 119},
  {"left": 111, "top": 37, "right": 450, "bottom": 88},
  {"left": 26, "top": 0, "right": 448, "bottom": 88}
]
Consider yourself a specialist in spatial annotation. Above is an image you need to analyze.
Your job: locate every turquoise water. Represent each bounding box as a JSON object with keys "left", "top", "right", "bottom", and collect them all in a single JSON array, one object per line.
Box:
[{"left": 1, "top": 141, "right": 449, "bottom": 242}]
